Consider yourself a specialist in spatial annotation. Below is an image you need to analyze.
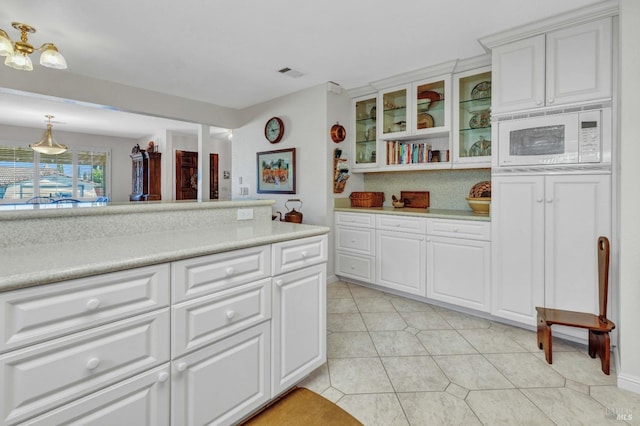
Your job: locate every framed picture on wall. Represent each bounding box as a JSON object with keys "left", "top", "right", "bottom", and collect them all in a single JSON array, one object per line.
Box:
[{"left": 257, "top": 148, "right": 296, "bottom": 194}]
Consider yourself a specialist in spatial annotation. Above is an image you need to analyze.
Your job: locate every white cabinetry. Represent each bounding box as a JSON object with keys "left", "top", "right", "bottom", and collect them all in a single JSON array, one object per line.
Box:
[
  {"left": 335, "top": 212, "right": 376, "bottom": 283},
  {"left": 492, "top": 18, "right": 612, "bottom": 114},
  {"left": 171, "top": 322, "right": 271, "bottom": 426},
  {"left": 491, "top": 174, "right": 611, "bottom": 330},
  {"left": 0, "top": 265, "right": 170, "bottom": 426},
  {"left": 272, "top": 263, "right": 326, "bottom": 395},
  {"left": 376, "top": 215, "right": 426, "bottom": 296},
  {"left": 426, "top": 219, "right": 491, "bottom": 312}
]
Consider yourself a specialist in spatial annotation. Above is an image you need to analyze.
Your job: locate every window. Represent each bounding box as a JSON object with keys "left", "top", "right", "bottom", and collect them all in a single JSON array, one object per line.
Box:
[{"left": 0, "top": 144, "right": 110, "bottom": 203}]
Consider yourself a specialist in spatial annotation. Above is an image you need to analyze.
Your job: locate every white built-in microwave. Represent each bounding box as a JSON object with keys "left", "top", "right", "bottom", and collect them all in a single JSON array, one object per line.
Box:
[{"left": 497, "top": 106, "right": 611, "bottom": 168}]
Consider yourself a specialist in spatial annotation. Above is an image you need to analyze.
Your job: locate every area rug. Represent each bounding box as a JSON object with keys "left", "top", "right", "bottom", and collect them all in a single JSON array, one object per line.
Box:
[{"left": 241, "top": 387, "right": 363, "bottom": 426}]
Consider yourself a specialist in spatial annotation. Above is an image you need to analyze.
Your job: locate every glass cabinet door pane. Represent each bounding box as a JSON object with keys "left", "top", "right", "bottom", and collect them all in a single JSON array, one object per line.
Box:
[
  {"left": 355, "top": 96, "right": 377, "bottom": 164},
  {"left": 382, "top": 89, "right": 407, "bottom": 135},
  {"left": 458, "top": 71, "right": 491, "bottom": 158},
  {"left": 416, "top": 80, "right": 445, "bottom": 130}
]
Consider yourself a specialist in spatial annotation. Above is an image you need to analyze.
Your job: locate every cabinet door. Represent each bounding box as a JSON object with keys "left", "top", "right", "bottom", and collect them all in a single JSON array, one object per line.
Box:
[
  {"left": 546, "top": 18, "right": 612, "bottom": 106},
  {"left": 353, "top": 94, "right": 379, "bottom": 169},
  {"left": 171, "top": 322, "right": 271, "bottom": 426},
  {"left": 491, "top": 176, "right": 545, "bottom": 325},
  {"left": 379, "top": 85, "right": 410, "bottom": 139},
  {"left": 452, "top": 67, "right": 492, "bottom": 168},
  {"left": 376, "top": 230, "right": 426, "bottom": 296},
  {"left": 427, "top": 236, "right": 491, "bottom": 312},
  {"left": 544, "top": 174, "right": 611, "bottom": 314},
  {"left": 413, "top": 74, "right": 451, "bottom": 136},
  {"left": 492, "top": 35, "right": 545, "bottom": 114},
  {"left": 22, "top": 365, "right": 170, "bottom": 426},
  {"left": 272, "top": 263, "right": 326, "bottom": 396}
]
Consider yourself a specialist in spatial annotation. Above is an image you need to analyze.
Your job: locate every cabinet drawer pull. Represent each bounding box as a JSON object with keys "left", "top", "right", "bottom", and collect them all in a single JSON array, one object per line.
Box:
[
  {"left": 85, "top": 298, "right": 101, "bottom": 311},
  {"left": 226, "top": 310, "right": 236, "bottom": 319},
  {"left": 225, "top": 267, "right": 235, "bottom": 276},
  {"left": 350, "top": 265, "right": 356, "bottom": 270},
  {"left": 276, "top": 279, "right": 284, "bottom": 287},
  {"left": 546, "top": 197, "right": 553, "bottom": 203},
  {"left": 536, "top": 197, "right": 543, "bottom": 203},
  {"left": 301, "top": 250, "right": 308, "bottom": 258},
  {"left": 453, "top": 228, "right": 459, "bottom": 232},
  {"left": 350, "top": 239, "right": 356, "bottom": 243},
  {"left": 158, "top": 372, "right": 169, "bottom": 383},
  {"left": 548, "top": 98, "right": 554, "bottom": 104},
  {"left": 86, "top": 357, "right": 101, "bottom": 370},
  {"left": 536, "top": 100, "right": 543, "bottom": 106},
  {"left": 177, "top": 362, "right": 187, "bottom": 372}
]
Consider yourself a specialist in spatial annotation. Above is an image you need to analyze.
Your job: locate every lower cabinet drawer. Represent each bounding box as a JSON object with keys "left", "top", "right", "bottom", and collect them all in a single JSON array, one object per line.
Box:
[
  {"left": 171, "top": 321, "right": 271, "bottom": 426},
  {"left": 0, "top": 309, "right": 170, "bottom": 425},
  {"left": 335, "top": 226, "right": 375, "bottom": 256},
  {"left": 171, "top": 278, "right": 271, "bottom": 358},
  {"left": 427, "top": 218, "right": 491, "bottom": 240},
  {"left": 171, "top": 245, "right": 271, "bottom": 303},
  {"left": 335, "top": 251, "right": 375, "bottom": 283},
  {"left": 0, "top": 264, "right": 170, "bottom": 354},
  {"left": 272, "top": 235, "right": 328, "bottom": 276},
  {"left": 21, "top": 365, "right": 170, "bottom": 426}
]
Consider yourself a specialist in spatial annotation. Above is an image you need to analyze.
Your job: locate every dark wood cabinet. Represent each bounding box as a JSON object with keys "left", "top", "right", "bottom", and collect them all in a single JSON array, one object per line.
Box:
[{"left": 130, "top": 151, "right": 161, "bottom": 201}]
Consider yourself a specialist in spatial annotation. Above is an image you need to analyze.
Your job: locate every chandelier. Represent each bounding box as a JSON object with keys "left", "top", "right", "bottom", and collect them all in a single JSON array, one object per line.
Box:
[
  {"left": 0, "top": 22, "right": 67, "bottom": 71},
  {"left": 30, "top": 115, "right": 68, "bottom": 155}
]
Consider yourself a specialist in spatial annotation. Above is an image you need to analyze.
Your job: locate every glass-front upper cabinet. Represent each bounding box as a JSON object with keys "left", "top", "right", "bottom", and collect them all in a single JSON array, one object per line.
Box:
[
  {"left": 452, "top": 66, "right": 492, "bottom": 168},
  {"left": 353, "top": 94, "right": 379, "bottom": 168},
  {"left": 379, "top": 85, "right": 410, "bottom": 139},
  {"left": 412, "top": 75, "right": 451, "bottom": 136}
]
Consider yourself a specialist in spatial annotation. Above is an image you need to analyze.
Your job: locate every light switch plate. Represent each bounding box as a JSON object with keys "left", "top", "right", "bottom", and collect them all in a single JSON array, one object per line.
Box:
[{"left": 237, "top": 208, "right": 253, "bottom": 220}]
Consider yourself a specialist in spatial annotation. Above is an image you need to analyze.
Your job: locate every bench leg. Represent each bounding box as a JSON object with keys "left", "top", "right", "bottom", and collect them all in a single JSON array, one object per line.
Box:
[
  {"left": 589, "top": 330, "right": 611, "bottom": 375},
  {"left": 537, "top": 313, "right": 553, "bottom": 364}
]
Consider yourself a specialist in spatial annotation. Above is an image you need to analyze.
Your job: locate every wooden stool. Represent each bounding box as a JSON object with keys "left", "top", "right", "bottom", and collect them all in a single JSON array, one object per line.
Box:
[{"left": 535, "top": 236, "right": 615, "bottom": 375}]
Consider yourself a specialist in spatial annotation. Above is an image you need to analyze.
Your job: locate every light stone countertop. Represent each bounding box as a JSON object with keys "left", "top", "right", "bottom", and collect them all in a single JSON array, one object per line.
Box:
[
  {"left": 0, "top": 220, "right": 330, "bottom": 293},
  {"left": 334, "top": 206, "right": 491, "bottom": 222}
]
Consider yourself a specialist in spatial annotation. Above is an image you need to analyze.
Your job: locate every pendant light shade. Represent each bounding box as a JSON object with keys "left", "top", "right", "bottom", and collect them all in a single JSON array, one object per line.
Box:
[{"left": 30, "top": 115, "right": 67, "bottom": 155}]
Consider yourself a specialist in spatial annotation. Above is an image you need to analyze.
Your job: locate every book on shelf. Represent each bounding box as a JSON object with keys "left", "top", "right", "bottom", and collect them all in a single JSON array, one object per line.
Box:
[{"left": 386, "top": 141, "right": 448, "bottom": 165}]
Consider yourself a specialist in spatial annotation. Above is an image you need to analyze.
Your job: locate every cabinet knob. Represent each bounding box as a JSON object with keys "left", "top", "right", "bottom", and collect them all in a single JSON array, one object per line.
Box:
[
  {"left": 453, "top": 228, "right": 459, "bottom": 232},
  {"left": 276, "top": 279, "right": 284, "bottom": 287},
  {"left": 548, "top": 98, "right": 554, "bottom": 104},
  {"left": 536, "top": 197, "right": 543, "bottom": 203},
  {"left": 158, "top": 372, "right": 169, "bottom": 383},
  {"left": 350, "top": 239, "right": 356, "bottom": 243},
  {"left": 86, "top": 357, "right": 101, "bottom": 370},
  {"left": 86, "top": 298, "right": 101, "bottom": 311},
  {"left": 226, "top": 310, "right": 235, "bottom": 319},
  {"left": 301, "top": 251, "right": 308, "bottom": 258},
  {"left": 536, "top": 100, "right": 543, "bottom": 106},
  {"left": 350, "top": 265, "right": 356, "bottom": 270},
  {"left": 177, "top": 362, "right": 187, "bottom": 372},
  {"left": 225, "top": 267, "right": 235, "bottom": 276},
  {"left": 546, "top": 197, "right": 553, "bottom": 203}
]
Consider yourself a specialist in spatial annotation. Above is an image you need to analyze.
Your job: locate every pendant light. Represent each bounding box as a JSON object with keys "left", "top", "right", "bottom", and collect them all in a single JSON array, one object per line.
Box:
[
  {"left": 0, "top": 22, "right": 67, "bottom": 71},
  {"left": 30, "top": 115, "right": 67, "bottom": 155}
]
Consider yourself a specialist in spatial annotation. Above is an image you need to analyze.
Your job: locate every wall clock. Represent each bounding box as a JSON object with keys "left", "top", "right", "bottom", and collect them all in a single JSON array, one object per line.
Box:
[{"left": 265, "top": 116, "right": 284, "bottom": 143}]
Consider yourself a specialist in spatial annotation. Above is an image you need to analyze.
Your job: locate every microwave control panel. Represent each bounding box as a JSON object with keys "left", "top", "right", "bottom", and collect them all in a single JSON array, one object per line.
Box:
[{"left": 578, "top": 110, "right": 601, "bottom": 163}]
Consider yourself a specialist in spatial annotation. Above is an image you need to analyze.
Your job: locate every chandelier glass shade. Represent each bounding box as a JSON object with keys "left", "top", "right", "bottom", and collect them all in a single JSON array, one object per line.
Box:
[
  {"left": 30, "top": 115, "right": 68, "bottom": 155},
  {"left": 0, "top": 22, "right": 67, "bottom": 71}
]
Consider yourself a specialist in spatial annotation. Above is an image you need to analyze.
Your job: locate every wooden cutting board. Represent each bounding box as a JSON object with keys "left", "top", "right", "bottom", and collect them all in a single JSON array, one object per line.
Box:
[{"left": 401, "top": 191, "right": 430, "bottom": 208}]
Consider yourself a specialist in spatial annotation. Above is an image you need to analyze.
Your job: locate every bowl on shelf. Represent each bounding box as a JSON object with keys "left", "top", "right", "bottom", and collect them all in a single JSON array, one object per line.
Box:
[{"left": 466, "top": 197, "right": 491, "bottom": 215}]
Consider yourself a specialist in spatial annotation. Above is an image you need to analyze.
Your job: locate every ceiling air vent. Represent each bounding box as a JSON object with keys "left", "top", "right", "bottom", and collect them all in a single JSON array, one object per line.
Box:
[{"left": 278, "top": 67, "right": 304, "bottom": 78}]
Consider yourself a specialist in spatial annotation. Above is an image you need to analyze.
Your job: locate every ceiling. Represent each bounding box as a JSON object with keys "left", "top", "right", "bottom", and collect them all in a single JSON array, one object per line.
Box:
[{"left": 0, "top": 0, "right": 607, "bottom": 138}]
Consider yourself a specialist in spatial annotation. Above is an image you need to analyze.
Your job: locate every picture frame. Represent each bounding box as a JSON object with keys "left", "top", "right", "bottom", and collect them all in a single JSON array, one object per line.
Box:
[{"left": 257, "top": 148, "right": 296, "bottom": 194}]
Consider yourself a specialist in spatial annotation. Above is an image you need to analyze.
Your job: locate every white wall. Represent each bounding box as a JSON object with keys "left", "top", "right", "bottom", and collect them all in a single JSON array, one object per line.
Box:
[
  {"left": 617, "top": 0, "right": 640, "bottom": 394},
  {"left": 233, "top": 84, "right": 332, "bottom": 225},
  {"left": 0, "top": 124, "right": 135, "bottom": 202}
]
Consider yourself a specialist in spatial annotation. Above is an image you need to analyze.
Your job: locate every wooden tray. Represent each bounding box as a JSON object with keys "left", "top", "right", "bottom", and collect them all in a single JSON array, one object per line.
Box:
[{"left": 401, "top": 191, "right": 430, "bottom": 208}]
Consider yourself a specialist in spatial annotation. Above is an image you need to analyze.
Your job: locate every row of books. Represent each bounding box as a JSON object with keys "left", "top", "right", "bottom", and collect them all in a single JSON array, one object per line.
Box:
[{"left": 386, "top": 141, "right": 450, "bottom": 165}]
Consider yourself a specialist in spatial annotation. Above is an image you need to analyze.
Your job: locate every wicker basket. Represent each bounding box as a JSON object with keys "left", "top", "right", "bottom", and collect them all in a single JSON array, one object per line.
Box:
[{"left": 349, "top": 192, "right": 385, "bottom": 208}]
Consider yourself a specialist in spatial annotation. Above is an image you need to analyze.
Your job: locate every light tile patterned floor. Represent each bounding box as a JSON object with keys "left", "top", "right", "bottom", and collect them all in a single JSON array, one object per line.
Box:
[{"left": 299, "top": 281, "right": 640, "bottom": 426}]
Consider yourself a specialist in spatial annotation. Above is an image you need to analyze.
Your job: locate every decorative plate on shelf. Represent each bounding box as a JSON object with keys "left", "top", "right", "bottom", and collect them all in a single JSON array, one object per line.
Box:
[
  {"left": 471, "top": 81, "right": 491, "bottom": 99},
  {"left": 468, "top": 136, "right": 491, "bottom": 157},
  {"left": 417, "top": 90, "right": 441, "bottom": 108},
  {"left": 417, "top": 113, "right": 434, "bottom": 129}
]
